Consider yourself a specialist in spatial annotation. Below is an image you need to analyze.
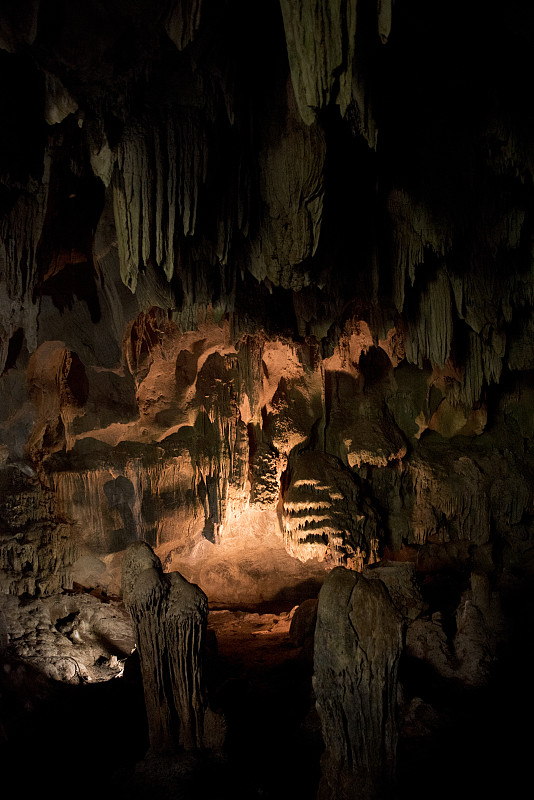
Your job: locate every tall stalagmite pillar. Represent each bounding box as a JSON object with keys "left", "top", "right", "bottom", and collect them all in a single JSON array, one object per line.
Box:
[
  {"left": 313, "top": 566, "right": 403, "bottom": 799},
  {"left": 121, "top": 540, "right": 223, "bottom": 753}
]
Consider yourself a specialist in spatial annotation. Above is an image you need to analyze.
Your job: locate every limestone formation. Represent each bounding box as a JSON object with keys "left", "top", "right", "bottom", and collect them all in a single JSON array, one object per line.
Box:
[
  {"left": 282, "top": 450, "right": 382, "bottom": 569},
  {"left": 313, "top": 567, "right": 403, "bottom": 800},
  {"left": 0, "top": 464, "right": 78, "bottom": 596},
  {"left": 121, "top": 540, "right": 223, "bottom": 753}
]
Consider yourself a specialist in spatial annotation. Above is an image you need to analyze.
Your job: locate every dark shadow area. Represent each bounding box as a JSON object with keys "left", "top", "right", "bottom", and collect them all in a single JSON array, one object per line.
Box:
[
  {"left": 0, "top": 651, "right": 148, "bottom": 798},
  {"left": 2, "top": 585, "right": 534, "bottom": 800}
]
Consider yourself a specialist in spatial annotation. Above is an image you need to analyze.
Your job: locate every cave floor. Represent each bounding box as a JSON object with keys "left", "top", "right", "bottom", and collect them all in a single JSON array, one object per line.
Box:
[
  {"left": 2, "top": 600, "right": 532, "bottom": 800},
  {"left": 116, "top": 607, "right": 324, "bottom": 800},
  {"left": 0, "top": 604, "right": 323, "bottom": 800}
]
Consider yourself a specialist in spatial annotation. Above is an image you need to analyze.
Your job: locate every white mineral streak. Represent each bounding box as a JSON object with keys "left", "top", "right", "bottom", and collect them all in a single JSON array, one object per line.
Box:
[
  {"left": 113, "top": 111, "right": 207, "bottom": 291},
  {"left": 314, "top": 567, "right": 403, "bottom": 799},
  {"left": 0, "top": 158, "right": 50, "bottom": 372},
  {"left": 279, "top": 0, "right": 358, "bottom": 125},
  {"left": 250, "top": 83, "right": 326, "bottom": 289},
  {"left": 282, "top": 452, "right": 381, "bottom": 569},
  {"left": 54, "top": 471, "right": 113, "bottom": 548}
]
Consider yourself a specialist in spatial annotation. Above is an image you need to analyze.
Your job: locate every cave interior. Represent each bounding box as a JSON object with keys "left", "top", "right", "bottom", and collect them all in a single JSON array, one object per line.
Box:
[{"left": 1, "top": 1, "right": 534, "bottom": 798}]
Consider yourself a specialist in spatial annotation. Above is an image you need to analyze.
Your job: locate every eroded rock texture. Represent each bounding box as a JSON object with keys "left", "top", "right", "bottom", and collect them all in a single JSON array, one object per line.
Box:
[
  {"left": 122, "top": 540, "right": 223, "bottom": 753},
  {"left": 313, "top": 566, "right": 403, "bottom": 800}
]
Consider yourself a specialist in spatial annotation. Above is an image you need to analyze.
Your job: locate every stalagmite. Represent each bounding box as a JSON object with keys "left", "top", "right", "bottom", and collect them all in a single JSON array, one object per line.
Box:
[
  {"left": 121, "top": 540, "right": 224, "bottom": 753},
  {"left": 313, "top": 566, "right": 403, "bottom": 800}
]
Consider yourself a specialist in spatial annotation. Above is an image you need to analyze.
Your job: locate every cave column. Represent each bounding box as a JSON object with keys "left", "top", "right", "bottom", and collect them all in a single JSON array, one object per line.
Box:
[
  {"left": 121, "top": 540, "right": 223, "bottom": 754},
  {"left": 313, "top": 566, "right": 404, "bottom": 799}
]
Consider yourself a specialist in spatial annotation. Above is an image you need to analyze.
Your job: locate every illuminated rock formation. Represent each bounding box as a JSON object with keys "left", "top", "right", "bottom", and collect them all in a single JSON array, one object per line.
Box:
[{"left": 282, "top": 450, "right": 382, "bottom": 569}]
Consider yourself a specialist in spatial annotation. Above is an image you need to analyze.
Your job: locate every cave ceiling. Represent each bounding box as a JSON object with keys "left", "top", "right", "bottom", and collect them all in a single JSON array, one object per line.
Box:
[{"left": 1, "top": 0, "right": 534, "bottom": 601}]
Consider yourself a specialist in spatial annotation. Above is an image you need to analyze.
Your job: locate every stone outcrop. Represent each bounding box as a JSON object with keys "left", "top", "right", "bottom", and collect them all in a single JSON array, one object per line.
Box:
[
  {"left": 282, "top": 450, "right": 382, "bottom": 569},
  {"left": 0, "top": 587, "right": 134, "bottom": 684},
  {"left": 313, "top": 566, "right": 403, "bottom": 800},
  {"left": 0, "top": 464, "right": 78, "bottom": 596}
]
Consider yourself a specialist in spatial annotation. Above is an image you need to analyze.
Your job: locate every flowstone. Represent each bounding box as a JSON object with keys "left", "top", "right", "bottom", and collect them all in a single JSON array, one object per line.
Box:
[{"left": 121, "top": 540, "right": 224, "bottom": 753}]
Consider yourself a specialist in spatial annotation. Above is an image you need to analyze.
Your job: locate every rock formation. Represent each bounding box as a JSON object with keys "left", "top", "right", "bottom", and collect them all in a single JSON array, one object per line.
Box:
[
  {"left": 313, "top": 566, "right": 404, "bottom": 800},
  {"left": 121, "top": 540, "right": 223, "bottom": 753}
]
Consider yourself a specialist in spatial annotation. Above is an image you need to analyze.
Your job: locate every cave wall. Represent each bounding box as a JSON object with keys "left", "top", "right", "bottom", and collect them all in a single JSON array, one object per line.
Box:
[{"left": 1, "top": 0, "right": 534, "bottom": 608}]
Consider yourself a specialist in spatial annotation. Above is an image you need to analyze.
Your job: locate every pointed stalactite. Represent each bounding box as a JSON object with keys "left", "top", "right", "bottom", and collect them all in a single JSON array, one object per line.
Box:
[
  {"left": 279, "top": 0, "right": 358, "bottom": 125},
  {"left": 112, "top": 110, "right": 208, "bottom": 292},
  {"left": 377, "top": 0, "right": 393, "bottom": 43},
  {"left": 404, "top": 266, "right": 454, "bottom": 370},
  {"left": 386, "top": 189, "right": 452, "bottom": 314},
  {"left": 0, "top": 157, "right": 50, "bottom": 372},
  {"left": 164, "top": 0, "right": 204, "bottom": 51},
  {"left": 250, "top": 80, "right": 326, "bottom": 290},
  {"left": 403, "top": 446, "right": 492, "bottom": 547}
]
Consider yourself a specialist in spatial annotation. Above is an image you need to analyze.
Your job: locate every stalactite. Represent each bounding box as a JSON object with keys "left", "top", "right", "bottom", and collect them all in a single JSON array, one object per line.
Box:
[
  {"left": 112, "top": 110, "right": 208, "bottom": 291},
  {"left": 377, "top": 0, "right": 393, "bottom": 43},
  {"left": 403, "top": 447, "right": 492, "bottom": 547},
  {"left": 54, "top": 470, "right": 123, "bottom": 551},
  {"left": 0, "top": 159, "right": 50, "bottom": 373},
  {"left": 279, "top": 0, "right": 358, "bottom": 126},
  {"left": 164, "top": 0, "right": 203, "bottom": 52},
  {"left": 387, "top": 189, "right": 452, "bottom": 313},
  {"left": 0, "top": 466, "right": 78, "bottom": 595},
  {"left": 250, "top": 80, "right": 326, "bottom": 290},
  {"left": 404, "top": 267, "right": 454, "bottom": 369},
  {"left": 43, "top": 71, "right": 78, "bottom": 126}
]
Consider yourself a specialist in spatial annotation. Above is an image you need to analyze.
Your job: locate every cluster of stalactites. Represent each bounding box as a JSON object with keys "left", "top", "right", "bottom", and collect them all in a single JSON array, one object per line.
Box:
[
  {"left": 112, "top": 111, "right": 208, "bottom": 293},
  {"left": 0, "top": 158, "right": 50, "bottom": 374},
  {"left": 279, "top": 0, "right": 391, "bottom": 146}
]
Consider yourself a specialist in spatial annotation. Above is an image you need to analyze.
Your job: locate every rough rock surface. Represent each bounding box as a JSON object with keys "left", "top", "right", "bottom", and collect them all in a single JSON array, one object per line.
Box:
[
  {"left": 122, "top": 540, "right": 224, "bottom": 753},
  {"left": 0, "top": 587, "right": 134, "bottom": 683},
  {"left": 313, "top": 566, "right": 403, "bottom": 800}
]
